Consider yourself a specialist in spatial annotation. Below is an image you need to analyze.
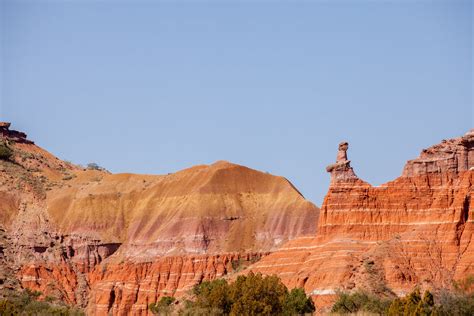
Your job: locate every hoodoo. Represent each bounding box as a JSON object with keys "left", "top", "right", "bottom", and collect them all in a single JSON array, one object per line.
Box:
[
  {"left": 325, "top": 141, "right": 359, "bottom": 183},
  {"left": 248, "top": 130, "right": 474, "bottom": 311},
  {"left": 1, "top": 123, "right": 473, "bottom": 315}
]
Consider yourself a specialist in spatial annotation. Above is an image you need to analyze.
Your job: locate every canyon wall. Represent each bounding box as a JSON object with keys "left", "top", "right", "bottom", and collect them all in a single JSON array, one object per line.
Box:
[
  {"left": 3, "top": 121, "right": 473, "bottom": 315},
  {"left": 248, "top": 130, "right": 474, "bottom": 311},
  {"left": 0, "top": 122, "right": 319, "bottom": 315}
]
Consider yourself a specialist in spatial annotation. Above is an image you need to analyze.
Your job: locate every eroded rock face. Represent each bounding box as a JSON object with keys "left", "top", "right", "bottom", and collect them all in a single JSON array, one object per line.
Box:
[
  {"left": 0, "top": 123, "right": 319, "bottom": 315},
  {"left": 85, "top": 252, "right": 267, "bottom": 315},
  {"left": 45, "top": 161, "right": 318, "bottom": 258},
  {"left": 0, "top": 122, "right": 33, "bottom": 144},
  {"left": 249, "top": 132, "right": 474, "bottom": 312},
  {"left": 4, "top": 123, "right": 473, "bottom": 315},
  {"left": 402, "top": 129, "right": 474, "bottom": 176}
]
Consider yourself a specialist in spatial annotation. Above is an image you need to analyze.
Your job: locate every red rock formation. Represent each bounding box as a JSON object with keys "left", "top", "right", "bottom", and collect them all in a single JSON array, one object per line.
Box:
[
  {"left": 0, "top": 121, "right": 34, "bottom": 144},
  {"left": 4, "top": 122, "right": 473, "bottom": 315},
  {"left": 86, "top": 252, "right": 266, "bottom": 315},
  {"left": 0, "top": 123, "right": 319, "bottom": 314},
  {"left": 249, "top": 130, "right": 474, "bottom": 312}
]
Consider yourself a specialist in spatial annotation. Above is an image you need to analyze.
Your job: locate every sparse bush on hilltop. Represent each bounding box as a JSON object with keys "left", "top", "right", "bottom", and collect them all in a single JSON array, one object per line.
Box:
[
  {"left": 86, "top": 162, "right": 103, "bottom": 170},
  {"left": 0, "top": 141, "right": 13, "bottom": 161}
]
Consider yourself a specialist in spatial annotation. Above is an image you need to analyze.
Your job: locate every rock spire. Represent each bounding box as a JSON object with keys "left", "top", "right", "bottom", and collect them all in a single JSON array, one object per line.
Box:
[{"left": 326, "top": 141, "right": 358, "bottom": 183}]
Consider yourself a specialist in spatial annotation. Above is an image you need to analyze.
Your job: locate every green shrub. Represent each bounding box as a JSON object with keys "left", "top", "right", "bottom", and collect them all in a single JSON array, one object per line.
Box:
[
  {"left": 193, "top": 279, "right": 231, "bottom": 314},
  {"left": 228, "top": 273, "right": 289, "bottom": 315},
  {"left": 284, "top": 288, "right": 316, "bottom": 315},
  {"left": 184, "top": 272, "right": 315, "bottom": 316},
  {"left": 86, "top": 162, "right": 104, "bottom": 171},
  {"left": 0, "top": 288, "right": 83, "bottom": 315},
  {"left": 149, "top": 296, "right": 176, "bottom": 315},
  {"left": 331, "top": 291, "right": 391, "bottom": 314},
  {"left": 331, "top": 288, "right": 441, "bottom": 316},
  {"left": 0, "top": 142, "right": 13, "bottom": 160}
]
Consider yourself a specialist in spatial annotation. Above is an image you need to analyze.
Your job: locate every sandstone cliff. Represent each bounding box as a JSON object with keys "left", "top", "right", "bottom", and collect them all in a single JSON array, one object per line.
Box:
[{"left": 248, "top": 130, "right": 474, "bottom": 312}]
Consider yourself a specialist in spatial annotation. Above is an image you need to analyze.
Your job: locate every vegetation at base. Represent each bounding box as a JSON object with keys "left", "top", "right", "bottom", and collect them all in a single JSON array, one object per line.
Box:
[
  {"left": 148, "top": 272, "right": 315, "bottom": 315},
  {"left": 0, "top": 141, "right": 13, "bottom": 161},
  {"left": 331, "top": 276, "right": 474, "bottom": 315},
  {"left": 331, "top": 291, "right": 392, "bottom": 314},
  {"left": 0, "top": 288, "right": 84, "bottom": 315},
  {"left": 149, "top": 296, "right": 176, "bottom": 315}
]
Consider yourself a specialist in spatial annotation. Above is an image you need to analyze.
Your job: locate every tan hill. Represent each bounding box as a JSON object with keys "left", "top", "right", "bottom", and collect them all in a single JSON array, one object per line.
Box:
[
  {"left": 46, "top": 160, "right": 317, "bottom": 258},
  {"left": 247, "top": 130, "right": 474, "bottom": 312}
]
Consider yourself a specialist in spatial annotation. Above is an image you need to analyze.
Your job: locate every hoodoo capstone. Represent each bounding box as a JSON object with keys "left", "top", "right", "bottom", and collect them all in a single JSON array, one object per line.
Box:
[{"left": 325, "top": 141, "right": 358, "bottom": 183}]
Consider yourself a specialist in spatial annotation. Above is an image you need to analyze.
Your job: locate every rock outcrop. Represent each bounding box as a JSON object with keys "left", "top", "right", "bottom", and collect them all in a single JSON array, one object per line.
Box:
[
  {"left": 248, "top": 130, "right": 474, "bottom": 312},
  {"left": 0, "top": 122, "right": 34, "bottom": 144}
]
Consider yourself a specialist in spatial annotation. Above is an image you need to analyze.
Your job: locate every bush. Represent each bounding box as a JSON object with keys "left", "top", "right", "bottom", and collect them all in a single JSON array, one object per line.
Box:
[
  {"left": 0, "top": 288, "right": 83, "bottom": 315},
  {"left": 86, "top": 162, "right": 103, "bottom": 171},
  {"left": 183, "top": 272, "right": 315, "bottom": 316},
  {"left": 434, "top": 277, "right": 474, "bottom": 316},
  {"left": 332, "top": 288, "right": 452, "bottom": 316},
  {"left": 228, "top": 273, "right": 289, "bottom": 315},
  {"left": 193, "top": 279, "right": 232, "bottom": 314},
  {"left": 331, "top": 291, "right": 391, "bottom": 314},
  {"left": 284, "top": 288, "right": 316, "bottom": 315},
  {"left": 149, "top": 296, "right": 176, "bottom": 315},
  {"left": 0, "top": 142, "right": 13, "bottom": 160}
]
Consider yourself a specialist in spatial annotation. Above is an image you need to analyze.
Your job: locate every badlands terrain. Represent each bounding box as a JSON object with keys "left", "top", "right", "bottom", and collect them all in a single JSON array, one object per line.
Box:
[{"left": 0, "top": 122, "right": 472, "bottom": 315}]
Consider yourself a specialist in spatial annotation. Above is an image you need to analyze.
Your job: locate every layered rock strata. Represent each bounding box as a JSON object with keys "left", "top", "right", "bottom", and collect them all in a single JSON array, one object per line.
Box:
[
  {"left": 249, "top": 130, "right": 474, "bottom": 311},
  {"left": 0, "top": 122, "right": 319, "bottom": 315},
  {"left": 0, "top": 122, "right": 33, "bottom": 144}
]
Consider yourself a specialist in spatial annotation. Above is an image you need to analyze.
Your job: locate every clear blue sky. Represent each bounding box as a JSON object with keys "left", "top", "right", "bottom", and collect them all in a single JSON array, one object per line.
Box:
[{"left": 1, "top": 0, "right": 472, "bottom": 205}]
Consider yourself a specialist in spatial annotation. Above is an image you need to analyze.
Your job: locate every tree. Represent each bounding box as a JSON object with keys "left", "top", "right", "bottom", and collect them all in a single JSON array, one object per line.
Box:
[
  {"left": 284, "top": 288, "right": 316, "bottom": 315},
  {"left": 229, "top": 273, "right": 288, "bottom": 316},
  {"left": 403, "top": 288, "right": 421, "bottom": 316},
  {"left": 193, "top": 279, "right": 231, "bottom": 314},
  {"left": 331, "top": 290, "right": 390, "bottom": 314},
  {"left": 388, "top": 298, "right": 404, "bottom": 316},
  {"left": 185, "top": 273, "right": 315, "bottom": 315}
]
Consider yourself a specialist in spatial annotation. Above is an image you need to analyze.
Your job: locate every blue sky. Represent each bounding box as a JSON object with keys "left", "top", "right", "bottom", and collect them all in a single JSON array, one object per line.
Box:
[{"left": 1, "top": 0, "right": 472, "bottom": 205}]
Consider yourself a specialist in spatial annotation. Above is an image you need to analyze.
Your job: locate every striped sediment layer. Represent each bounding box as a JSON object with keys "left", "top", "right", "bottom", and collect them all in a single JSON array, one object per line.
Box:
[{"left": 249, "top": 131, "right": 474, "bottom": 312}]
